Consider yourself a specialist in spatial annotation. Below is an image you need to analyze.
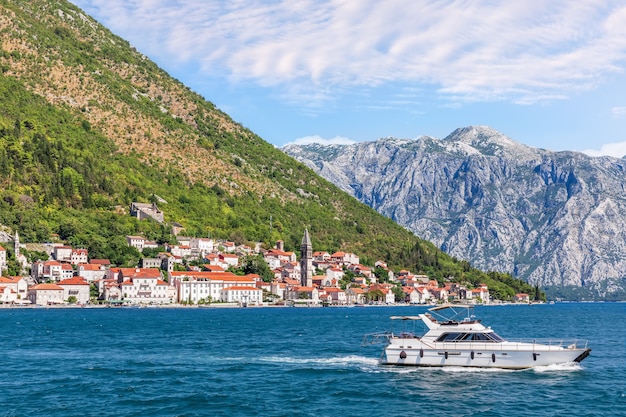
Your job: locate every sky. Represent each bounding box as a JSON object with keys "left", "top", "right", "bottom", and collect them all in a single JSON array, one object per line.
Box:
[{"left": 69, "top": 0, "right": 626, "bottom": 157}]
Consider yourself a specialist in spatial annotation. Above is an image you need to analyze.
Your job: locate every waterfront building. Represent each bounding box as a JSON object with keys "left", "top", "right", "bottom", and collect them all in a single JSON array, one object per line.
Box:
[
  {"left": 115, "top": 268, "right": 172, "bottom": 304},
  {"left": 169, "top": 271, "right": 257, "bottom": 304},
  {"left": 58, "top": 277, "right": 90, "bottom": 304},
  {"left": 0, "top": 276, "right": 28, "bottom": 301},
  {"left": 220, "top": 286, "right": 263, "bottom": 305},
  {"left": 28, "top": 283, "right": 64, "bottom": 305}
]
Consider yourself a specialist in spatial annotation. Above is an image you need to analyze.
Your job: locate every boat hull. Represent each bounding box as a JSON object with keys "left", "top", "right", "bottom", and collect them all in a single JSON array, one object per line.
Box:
[{"left": 383, "top": 340, "right": 590, "bottom": 369}]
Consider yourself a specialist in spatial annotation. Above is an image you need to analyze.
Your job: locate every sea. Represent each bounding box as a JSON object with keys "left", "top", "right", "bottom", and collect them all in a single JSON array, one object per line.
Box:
[{"left": 0, "top": 302, "right": 623, "bottom": 417}]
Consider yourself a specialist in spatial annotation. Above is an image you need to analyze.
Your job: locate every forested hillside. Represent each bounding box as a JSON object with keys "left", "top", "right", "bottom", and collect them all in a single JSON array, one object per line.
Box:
[{"left": 0, "top": 0, "right": 539, "bottom": 300}]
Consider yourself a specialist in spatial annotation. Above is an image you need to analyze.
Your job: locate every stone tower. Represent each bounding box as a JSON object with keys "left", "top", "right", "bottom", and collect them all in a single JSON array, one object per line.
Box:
[
  {"left": 14, "top": 230, "right": 19, "bottom": 258},
  {"left": 300, "top": 229, "right": 313, "bottom": 287}
]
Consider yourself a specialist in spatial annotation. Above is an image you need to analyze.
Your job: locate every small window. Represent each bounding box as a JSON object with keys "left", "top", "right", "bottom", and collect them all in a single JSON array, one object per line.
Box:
[
  {"left": 487, "top": 333, "right": 504, "bottom": 342},
  {"left": 436, "top": 332, "right": 464, "bottom": 342}
]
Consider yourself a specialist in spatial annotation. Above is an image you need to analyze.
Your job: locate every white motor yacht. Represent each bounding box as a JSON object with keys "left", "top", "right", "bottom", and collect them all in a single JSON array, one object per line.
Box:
[{"left": 365, "top": 304, "right": 590, "bottom": 369}]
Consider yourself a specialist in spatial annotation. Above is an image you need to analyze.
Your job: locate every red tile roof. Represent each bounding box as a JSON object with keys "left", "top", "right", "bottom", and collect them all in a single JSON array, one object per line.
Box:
[{"left": 31, "top": 283, "right": 63, "bottom": 291}]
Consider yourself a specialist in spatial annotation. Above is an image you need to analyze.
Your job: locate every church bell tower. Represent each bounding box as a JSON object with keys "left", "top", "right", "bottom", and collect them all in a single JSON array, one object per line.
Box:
[{"left": 300, "top": 229, "right": 313, "bottom": 287}]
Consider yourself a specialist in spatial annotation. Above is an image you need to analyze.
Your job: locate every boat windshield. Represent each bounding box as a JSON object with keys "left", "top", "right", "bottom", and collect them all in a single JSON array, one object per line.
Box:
[{"left": 435, "top": 332, "right": 504, "bottom": 342}]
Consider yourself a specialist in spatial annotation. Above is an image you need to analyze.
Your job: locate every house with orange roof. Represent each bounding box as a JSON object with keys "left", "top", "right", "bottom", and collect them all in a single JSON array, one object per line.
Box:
[
  {"left": 268, "top": 280, "right": 285, "bottom": 299},
  {"left": 345, "top": 287, "right": 367, "bottom": 304},
  {"left": 60, "top": 263, "right": 75, "bottom": 280},
  {"left": 313, "top": 251, "right": 330, "bottom": 262},
  {"left": 94, "top": 278, "right": 122, "bottom": 302},
  {"left": 284, "top": 286, "right": 319, "bottom": 304},
  {"left": 429, "top": 287, "right": 449, "bottom": 302},
  {"left": 0, "top": 285, "right": 18, "bottom": 303},
  {"left": 263, "top": 249, "right": 296, "bottom": 269},
  {"left": 90, "top": 259, "right": 111, "bottom": 267},
  {"left": 114, "top": 268, "right": 173, "bottom": 304},
  {"left": 202, "top": 264, "right": 225, "bottom": 273},
  {"left": 280, "top": 262, "right": 300, "bottom": 281},
  {"left": 312, "top": 275, "right": 337, "bottom": 288},
  {"left": 256, "top": 280, "right": 271, "bottom": 293},
  {"left": 375, "top": 260, "right": 388, "bottom": 269},
  {"left": 169, "top": 271, "right": 256, "bottom": 304},
  {"left": 416, "top": 287, "right": 432, "bottom": 303},
  {"left": 70, "top": 249, "right": 88, "bottom": 265},
  {"left": 514, "top": 293, "right": 530, "bottom": 303},
  {"left": 325, "top": 267, "right": 344, "bottom": 281},
  {"left": 352, "top": 276, "right": 367, "bottom": 286},
  {"left": 220, "top": 286, "right": 263, "bottom": 305},
  {"left": 218, "top": 253, "right": 239, "bottom": 268},
  {"left": 320, "top": 287, "right": 347, "bottom": 305},
  {"left": 329, "top": 252, "right": 359, "bottom": 265},
  {"left": 37, "top": 260, "right": 64, "bottom": 282},
  {"left": 167, "top": 244, "right": 192, "bottom": 259},
  {"left": 76, "top": 263, "right": 107, "bottom": 283},
  {"left": 402, "top": 286, "right": 419, "bottom": 304},
  {"left": 0, "top": 276, "right": 28, "bottom": 300},
  {"left": 126, "top": 235, "right": 146, "bottom": 250},
  {"left": 368, "top": 284, "right": 396, "bottom": 304},
  {"left": 190, "top": 237, "right": 214, "bottom": 257},
  {"left": 58, "top": 277, "right": 90, "bottom": 304},
  {"left": 28, "top": 283, "right": 64, "bottom": 305},
  {"left": 220, "top": 241, "right": 236, "bottom": 252}
]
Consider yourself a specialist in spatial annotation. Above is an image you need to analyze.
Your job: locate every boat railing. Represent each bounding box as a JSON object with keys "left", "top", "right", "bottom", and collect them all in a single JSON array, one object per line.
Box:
[
  {"left": 504, "top": 338, "right": 589, "bottom": 350},
  {"left": 438, "top": 339, "right": 589, "bottom": 351},
  {"left": 361, "top": 332, "right": 392, "bottom": 346}
]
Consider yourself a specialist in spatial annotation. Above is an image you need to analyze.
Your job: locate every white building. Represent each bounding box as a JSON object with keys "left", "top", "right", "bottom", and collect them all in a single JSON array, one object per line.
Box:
[
  {"left": 0, "top": 276, "right": 28, "bottom": 301},
  {"left": 58, "top": 277, "right": 91, "bottom": 304},
  {"left": 284, "top": 286, "right": 320, "bottom": 304},
  {"left": 34, "top": 260, "right": 64, "bottom": 282},
  {"left": 116, "top": 268, "right": 173, "bottom": 304},
  {"left": 70, "top": 249, "right": 88, "bottom": 265},
  {"left": 76, "top": 263, "right": 107, "bottom": 282},
  {"left": 169, "top": 271, "right": 257, "bottom": 304},
  {"left": 219, "top": 254, "right": 239, "bottom": 268},
  {"left": 326, "top": 267, "right": 344, "bottom": 281},
  {"left": 53, "top": 245, "right": 73, "bottom": 262},
  {"left": 190, "top": 238, "right": 214, "bottom": 257},
  {"left": 126, "top": 236, "right": 146, "bottom": 251},
  {"left": 28, "top": 283, "right": 65, "bottom": 305},
  {"left": 320, "top": 287, "right": 347, "bottom": 305},
  {"left": 220, "top": 286, "right": 263, "bottom": 305},
  {"left": 0, "top": 286, "right": 17, "bottom": 303}
]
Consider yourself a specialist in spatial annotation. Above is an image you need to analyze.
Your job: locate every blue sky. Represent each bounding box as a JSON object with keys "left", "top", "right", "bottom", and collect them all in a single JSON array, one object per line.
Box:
[{"left": 70, "top": 1, "right": 626, "bottom": 156}]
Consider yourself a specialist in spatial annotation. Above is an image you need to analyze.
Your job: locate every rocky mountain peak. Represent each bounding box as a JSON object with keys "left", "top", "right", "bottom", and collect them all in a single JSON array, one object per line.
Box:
[
  {"left": 442, "top": 125, "right": 537, "bottom": 158},
  {"left": 283, "top": 126, "right": 626, "bottom": 300}
]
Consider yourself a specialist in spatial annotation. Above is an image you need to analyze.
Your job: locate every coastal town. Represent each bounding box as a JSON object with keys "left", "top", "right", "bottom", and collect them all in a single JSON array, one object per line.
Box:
[{"left": 0, "top": 202, "right": 532, "bottom": 308}]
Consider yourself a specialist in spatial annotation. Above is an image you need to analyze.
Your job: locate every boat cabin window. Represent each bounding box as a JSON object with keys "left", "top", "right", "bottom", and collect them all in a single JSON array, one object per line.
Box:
[{"left": 436, "top": 332, "right": 503, "bottom": 342}]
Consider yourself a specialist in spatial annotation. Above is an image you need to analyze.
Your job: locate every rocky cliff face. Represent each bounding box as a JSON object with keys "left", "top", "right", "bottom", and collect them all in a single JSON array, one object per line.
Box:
[{"left": 284, "top": 126, "right": 626, "bottom": 297}]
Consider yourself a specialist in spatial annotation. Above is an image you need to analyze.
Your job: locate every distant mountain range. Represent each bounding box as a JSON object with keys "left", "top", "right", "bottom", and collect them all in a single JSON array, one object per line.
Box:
[{"left": 283, "top": 126, "right": 626, "bottom": 299}]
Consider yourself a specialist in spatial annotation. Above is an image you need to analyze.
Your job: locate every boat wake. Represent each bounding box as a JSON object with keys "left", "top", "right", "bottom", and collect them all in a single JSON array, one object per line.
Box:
[
  {"left": 259, "top": 355, "right": 379, "bottom": 368},
  {"left": 531, "top": 362, "right": 582, "bottom": 373}
]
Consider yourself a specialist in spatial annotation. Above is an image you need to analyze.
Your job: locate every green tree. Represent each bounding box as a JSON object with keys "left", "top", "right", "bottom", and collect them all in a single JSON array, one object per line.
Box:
[{"left": 239, "top": 254, "right": 274, "bottom": 282}]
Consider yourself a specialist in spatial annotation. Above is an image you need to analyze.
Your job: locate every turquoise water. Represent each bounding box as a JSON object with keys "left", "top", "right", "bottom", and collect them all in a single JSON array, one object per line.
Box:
[{"left": 0, "top": 303, "right": 623, "bottom": 416}]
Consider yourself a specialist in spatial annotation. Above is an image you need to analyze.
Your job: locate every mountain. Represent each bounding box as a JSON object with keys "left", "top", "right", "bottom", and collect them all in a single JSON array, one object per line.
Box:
[
  {"left": 283, "top": 126, "right": 626, "bottom": 300},
  {"left": 0, "top": 1, "right": 541, "bottom": 298},
  {"left": 0, "top": 0, "right": 407, "bottom": 262}
]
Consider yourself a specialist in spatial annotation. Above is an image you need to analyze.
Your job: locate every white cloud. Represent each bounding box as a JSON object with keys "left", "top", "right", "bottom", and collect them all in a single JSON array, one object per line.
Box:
[
  {"left": 581, "top": 142, "right": 626, "bottom": 158},
  {"left": 612, "top": 106, "right": 626, "bottom": 118},
  {"left": 71, "top": 0, "right": 626, "bottom": 106},
  {"left": 286, "top": 135, "right": 355, "bottom": 146}
]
